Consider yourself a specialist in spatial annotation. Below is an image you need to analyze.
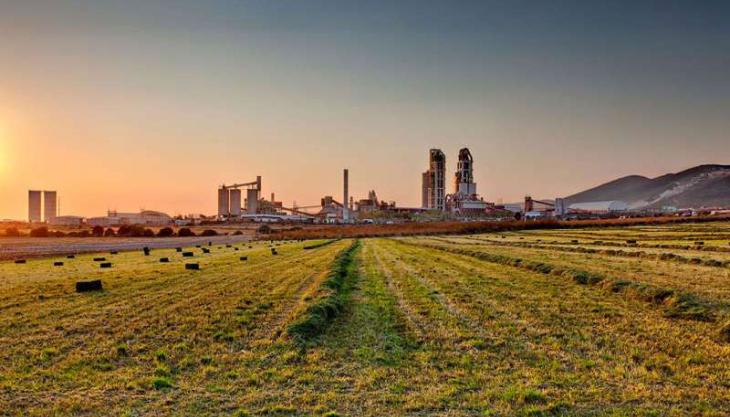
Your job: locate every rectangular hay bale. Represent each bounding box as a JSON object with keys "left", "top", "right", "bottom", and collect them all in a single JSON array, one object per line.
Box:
[
  {"left": 76, "top": 280, "right": 102, "bottom": 292},
  {"left": 185, "top": 263, "right": 200, "bottom": 270}
]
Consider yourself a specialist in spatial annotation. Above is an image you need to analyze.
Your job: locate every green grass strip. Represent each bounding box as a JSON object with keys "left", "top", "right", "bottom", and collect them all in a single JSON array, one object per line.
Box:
[{"left": 288, "top": 240, "right": 360, "bottom": 346}]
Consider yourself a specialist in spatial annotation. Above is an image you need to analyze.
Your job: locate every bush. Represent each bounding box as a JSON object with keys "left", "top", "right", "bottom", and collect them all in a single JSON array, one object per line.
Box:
[
  {"left": 92, "top": 225, "right": 104, "bottom": 237},
  {"left": 104, "top": 228, "right": 116, "bottom": 237},
  {"left": 201, "top": 229, "right": 218, "bottom": 237},
  {"left": 143, "top": 228, "right": 155, "bottom": 237},
  {"left": 30, "top": 227, "right": 49, "bottom": 237},
  {"left": 157, "top": 227, "right": 174, "bottom": 237},
  {"left": 52, "top": 230, "right": 66, "bottom": 237},
  {"left": 233, "top": 230, "right": 243, "bottom": 236},
  {"left": 257, "top": 224, "right": 272, "bottom": 234},
  {"left": 178, "top": 228, "right": 195, "bottom": 237},
  {"left": 4, "top": 227, "right": 21, "bottom": 237},
  {"left": 118, "top": 225, "right": 147, "bottom": 237}
]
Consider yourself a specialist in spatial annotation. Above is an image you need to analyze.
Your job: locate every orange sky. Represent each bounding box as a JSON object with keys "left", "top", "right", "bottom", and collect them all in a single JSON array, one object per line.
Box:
[{"left": 1, "top": 1, "right": 728, "bottom": 220}]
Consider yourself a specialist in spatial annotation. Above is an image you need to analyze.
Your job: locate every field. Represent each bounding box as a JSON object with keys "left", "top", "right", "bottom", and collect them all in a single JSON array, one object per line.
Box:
[{"left": 1, "top": 223, "right": 729, "bottom": 416}]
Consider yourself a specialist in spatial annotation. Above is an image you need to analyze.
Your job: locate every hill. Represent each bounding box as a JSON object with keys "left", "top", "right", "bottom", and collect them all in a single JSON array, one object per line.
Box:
[{"left": 565, "top": 164, "right": 730, "bottom": 209}]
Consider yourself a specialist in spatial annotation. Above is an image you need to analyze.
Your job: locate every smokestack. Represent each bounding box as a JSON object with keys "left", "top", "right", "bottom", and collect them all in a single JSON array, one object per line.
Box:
[
  {"left": 271, "top": 192, "right": 275, "bottom": 203},
  {"left": 343, "top": 169, "right": 349, "bottom": 222}
]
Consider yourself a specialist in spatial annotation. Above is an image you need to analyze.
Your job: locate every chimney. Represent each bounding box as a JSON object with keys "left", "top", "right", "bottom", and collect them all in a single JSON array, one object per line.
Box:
[{"left": 343, "top": 169, "right": 349, "bottom": 222}]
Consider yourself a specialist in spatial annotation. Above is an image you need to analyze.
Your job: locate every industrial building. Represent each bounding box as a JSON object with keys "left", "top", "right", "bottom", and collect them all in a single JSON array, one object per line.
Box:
[
  {"left": 218, "top": 176, "right": 262, "bottom": 219},
  {"left": 28, "top": 189, "right": 58, "bottom": 223},
  {"left": 49, "top": 215, "right": 84, "bottom": 227},
  {"left": 446, "top": 148, "right": 489, "bottom": 214},
  {"left": 87, "top": 210, "right": 173, "bottom": 227},
  {"left": 43, "top": 191, "right": 57, "bottom": 223},
  {"left": 28, "top": 190, "right": 42, "bottom": 223},
  {"left": 568, "top": 200, "right": 628, "bottom": 213},
  {"left": 420, "top": 148, "right": 490, "bottom": 215},
  {"left": 422, "top": 149, "right": 446, "bottom": 210}
]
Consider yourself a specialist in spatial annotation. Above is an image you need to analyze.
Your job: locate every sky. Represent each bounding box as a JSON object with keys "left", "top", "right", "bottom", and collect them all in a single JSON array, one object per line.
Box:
[{"left": 0, "top": 0, "right": 729, "bottom": 219}]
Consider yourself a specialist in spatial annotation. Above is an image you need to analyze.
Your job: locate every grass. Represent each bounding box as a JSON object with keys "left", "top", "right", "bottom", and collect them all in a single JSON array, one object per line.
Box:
[
  {"left": 0, "top": 223, "right": 729, "bottom": 416},
  {"left": 287, "top": 240, "right": 361, "bottom": 346}
]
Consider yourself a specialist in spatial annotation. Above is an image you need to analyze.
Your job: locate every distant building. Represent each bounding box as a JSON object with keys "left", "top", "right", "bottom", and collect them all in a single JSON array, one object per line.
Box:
[
  {"left": 49, "top": 215, "right": 84, "bottom": 227},
  {"left": 43, "top": 191, "right": 57, "bottom": 223},
  {"left": 447, "top": 148, "right": 488, "bottom": 214},
  {"left": 568, "top": 200, "right": 628, "bottom": 213},
  {"left": 422, "top": 149, "right": 446, "bottom": 210},
  {"left": 87, "top": 210, "right": 173, "bottom": 226},
  {"left": 28, "top": 190, "right": 42, "bottom": 223}
]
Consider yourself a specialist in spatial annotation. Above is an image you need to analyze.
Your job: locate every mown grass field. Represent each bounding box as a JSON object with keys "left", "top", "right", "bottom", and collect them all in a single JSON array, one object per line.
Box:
[{"left": 1, "top": 223, "right": 729, "bottom": 416}]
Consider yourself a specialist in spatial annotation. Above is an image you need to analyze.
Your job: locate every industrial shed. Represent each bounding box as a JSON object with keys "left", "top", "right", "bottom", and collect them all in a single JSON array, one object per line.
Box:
[{"left": 568, "top": 200, "right": 629, "bottom": 213}]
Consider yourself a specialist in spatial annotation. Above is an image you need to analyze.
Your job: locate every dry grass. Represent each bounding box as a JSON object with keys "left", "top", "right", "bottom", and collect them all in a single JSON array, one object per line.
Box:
[{"left": 0, "top": 223, "right": 729, "bottom": 416}]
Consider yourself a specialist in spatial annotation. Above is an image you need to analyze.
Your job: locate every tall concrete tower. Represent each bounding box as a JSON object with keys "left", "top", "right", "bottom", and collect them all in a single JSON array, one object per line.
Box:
[
  {"left": 343, "top": 169, "right": 349, "bottom": 222},
  {"left": 454, "top": 148, "right": 476, "bottom": 196},
  {"left": 422, "top": 149, "right": 446, "bottom": 210},
  {"left": 43, "top": 191, "right": 58, "bottom": 222},
  {"left": 28, "top": 190, "right": 42, "bottom": 223}
]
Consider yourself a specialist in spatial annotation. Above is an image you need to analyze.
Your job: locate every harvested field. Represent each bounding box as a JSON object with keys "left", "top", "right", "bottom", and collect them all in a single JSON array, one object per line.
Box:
[{"left": 0, "top": 225, "right": 728, "bottom": 416}]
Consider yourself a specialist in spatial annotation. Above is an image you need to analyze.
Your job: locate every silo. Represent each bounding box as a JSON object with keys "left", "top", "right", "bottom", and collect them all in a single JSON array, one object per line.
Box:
[
  {"left": 229, "top": 189, "right": 242, "bottom": 216},
  {"left": 218, "top": 187, "right": 230, "bottom": 218},
  {"left": 246, "top": 189, "right": 259, "bottom": 214},
  {"left": 28, "top": 190, "right": 42, "bottom": 223},
  {"left": 43, "top": 191, "right": 57, "bottom": 222}
]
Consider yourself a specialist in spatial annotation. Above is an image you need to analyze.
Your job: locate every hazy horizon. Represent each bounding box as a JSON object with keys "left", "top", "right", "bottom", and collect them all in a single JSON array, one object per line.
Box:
[{"left": 1, "top": 0, "right": 729, "bottom": 220}]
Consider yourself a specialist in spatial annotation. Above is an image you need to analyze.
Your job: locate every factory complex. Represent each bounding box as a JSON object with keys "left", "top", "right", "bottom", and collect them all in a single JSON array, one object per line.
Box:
[{"left": 22, "top": 147, "right": 719, "bottom": 228}]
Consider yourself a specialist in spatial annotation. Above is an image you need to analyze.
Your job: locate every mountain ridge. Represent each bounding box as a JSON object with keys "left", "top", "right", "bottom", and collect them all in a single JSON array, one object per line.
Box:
[{"left": 565, "top": 164, "right": 730, "bottom": 209}]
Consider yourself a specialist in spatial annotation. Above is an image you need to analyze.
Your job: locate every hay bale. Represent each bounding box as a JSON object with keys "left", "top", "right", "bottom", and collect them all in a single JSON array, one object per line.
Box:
[
  {"left": 53, "top": 261, "right": 64, "bottom": 267},
  {"left": 66, "top": 255, "right": 76, "bottom": 259},
  {"left": 695, "top": 241, "right": 704, "bottom": 246},
  {"left": 159, "top": 257, "right": 170, "bottom": 263},
  {"left": 226, "top": 244, "right": 232, "bottom": 248},
  {"left": 110, "top": 251, "right": 118, "bottom": 255},
  {"left": 202, "top": 248, "right": 210, "bottom": 254},
  {"left": 182, "top": 252, "right": 194, "bottom": 257},
  {"left": 100, "top": 262, "right": 112, "bottom": 268},
  {"left": 76, "top": 280, "right": 102, "bottom": 292},
  {"left": 571, "top": 240, "right": 579, "bottom": 244},
  {"left": 14, "top": 259, "right": 26, "bottom": 264},
  {"left": 234, "top": 247, "right": 239, "bottom": 251},
  {"left": 626, "top": 239, "right": 637, "bottom": 244},
  {"left": 185, "top": 263, "right": 200, "bottom": 270},
  {"left": 143, "top": 247, "right": 151, "bottom": 255},
  {"left": 176, "top": 247, "right": 182, "bottom": 252},
  {"left": 240, "top": 256, "right": 248, "bottom": 261},
  {"left": 195, "top": 245, "right": 201, "bottom": 248},
  {"left": 93, "top": 257, "right": 106, "bottom": 262}
]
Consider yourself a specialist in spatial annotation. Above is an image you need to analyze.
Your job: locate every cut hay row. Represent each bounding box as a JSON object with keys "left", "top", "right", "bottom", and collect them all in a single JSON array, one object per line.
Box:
[
  {"left": 395, "top": 239, "right": 727, "bottom": 334},
  {"left": 457, "top": 237, "right": 730, "bottom": 268},
  {"left": 287, "top": 240, "right": 361, "bottom": 346},
  {"left": 363, "top": 239, "right": 730, "bottom": 415},
  {"left": 302, "top": 238, "right": 341, "bottom": 250}
]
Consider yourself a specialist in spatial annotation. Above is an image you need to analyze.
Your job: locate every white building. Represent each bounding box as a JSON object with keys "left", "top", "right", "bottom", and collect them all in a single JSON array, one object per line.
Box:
[
  {"left": 87, "top": 210, "right": 172, "bottom": 226},
  {"left": 49, "top": 215, "right": 84, "bottom": 226},
  {"left": 568, "top": 201, "right": 629, "bottom": 213}
]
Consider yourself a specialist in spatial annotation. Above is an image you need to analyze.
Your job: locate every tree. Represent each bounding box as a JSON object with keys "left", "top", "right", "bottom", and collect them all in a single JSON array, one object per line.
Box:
[
  {"left": 92, "top": 225, "right": 104, "bottom": 237},
  {"left": 104, "top": 228, "right": 116, "bottom": 237},
  {"left": 178, "top": 228, "right": 195, "bottom": 237},
  {"left": 30, "top": 227, "right": 49, "bottom": 238},
  {"left": 157, "top": 227, "right": 174, "bottom": 237},
  {"left": 201, "top": 229, "right": 218, "bottom": 237},
  {"left": 4, "top": 227, "right": 20, "bottom": 237}
]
